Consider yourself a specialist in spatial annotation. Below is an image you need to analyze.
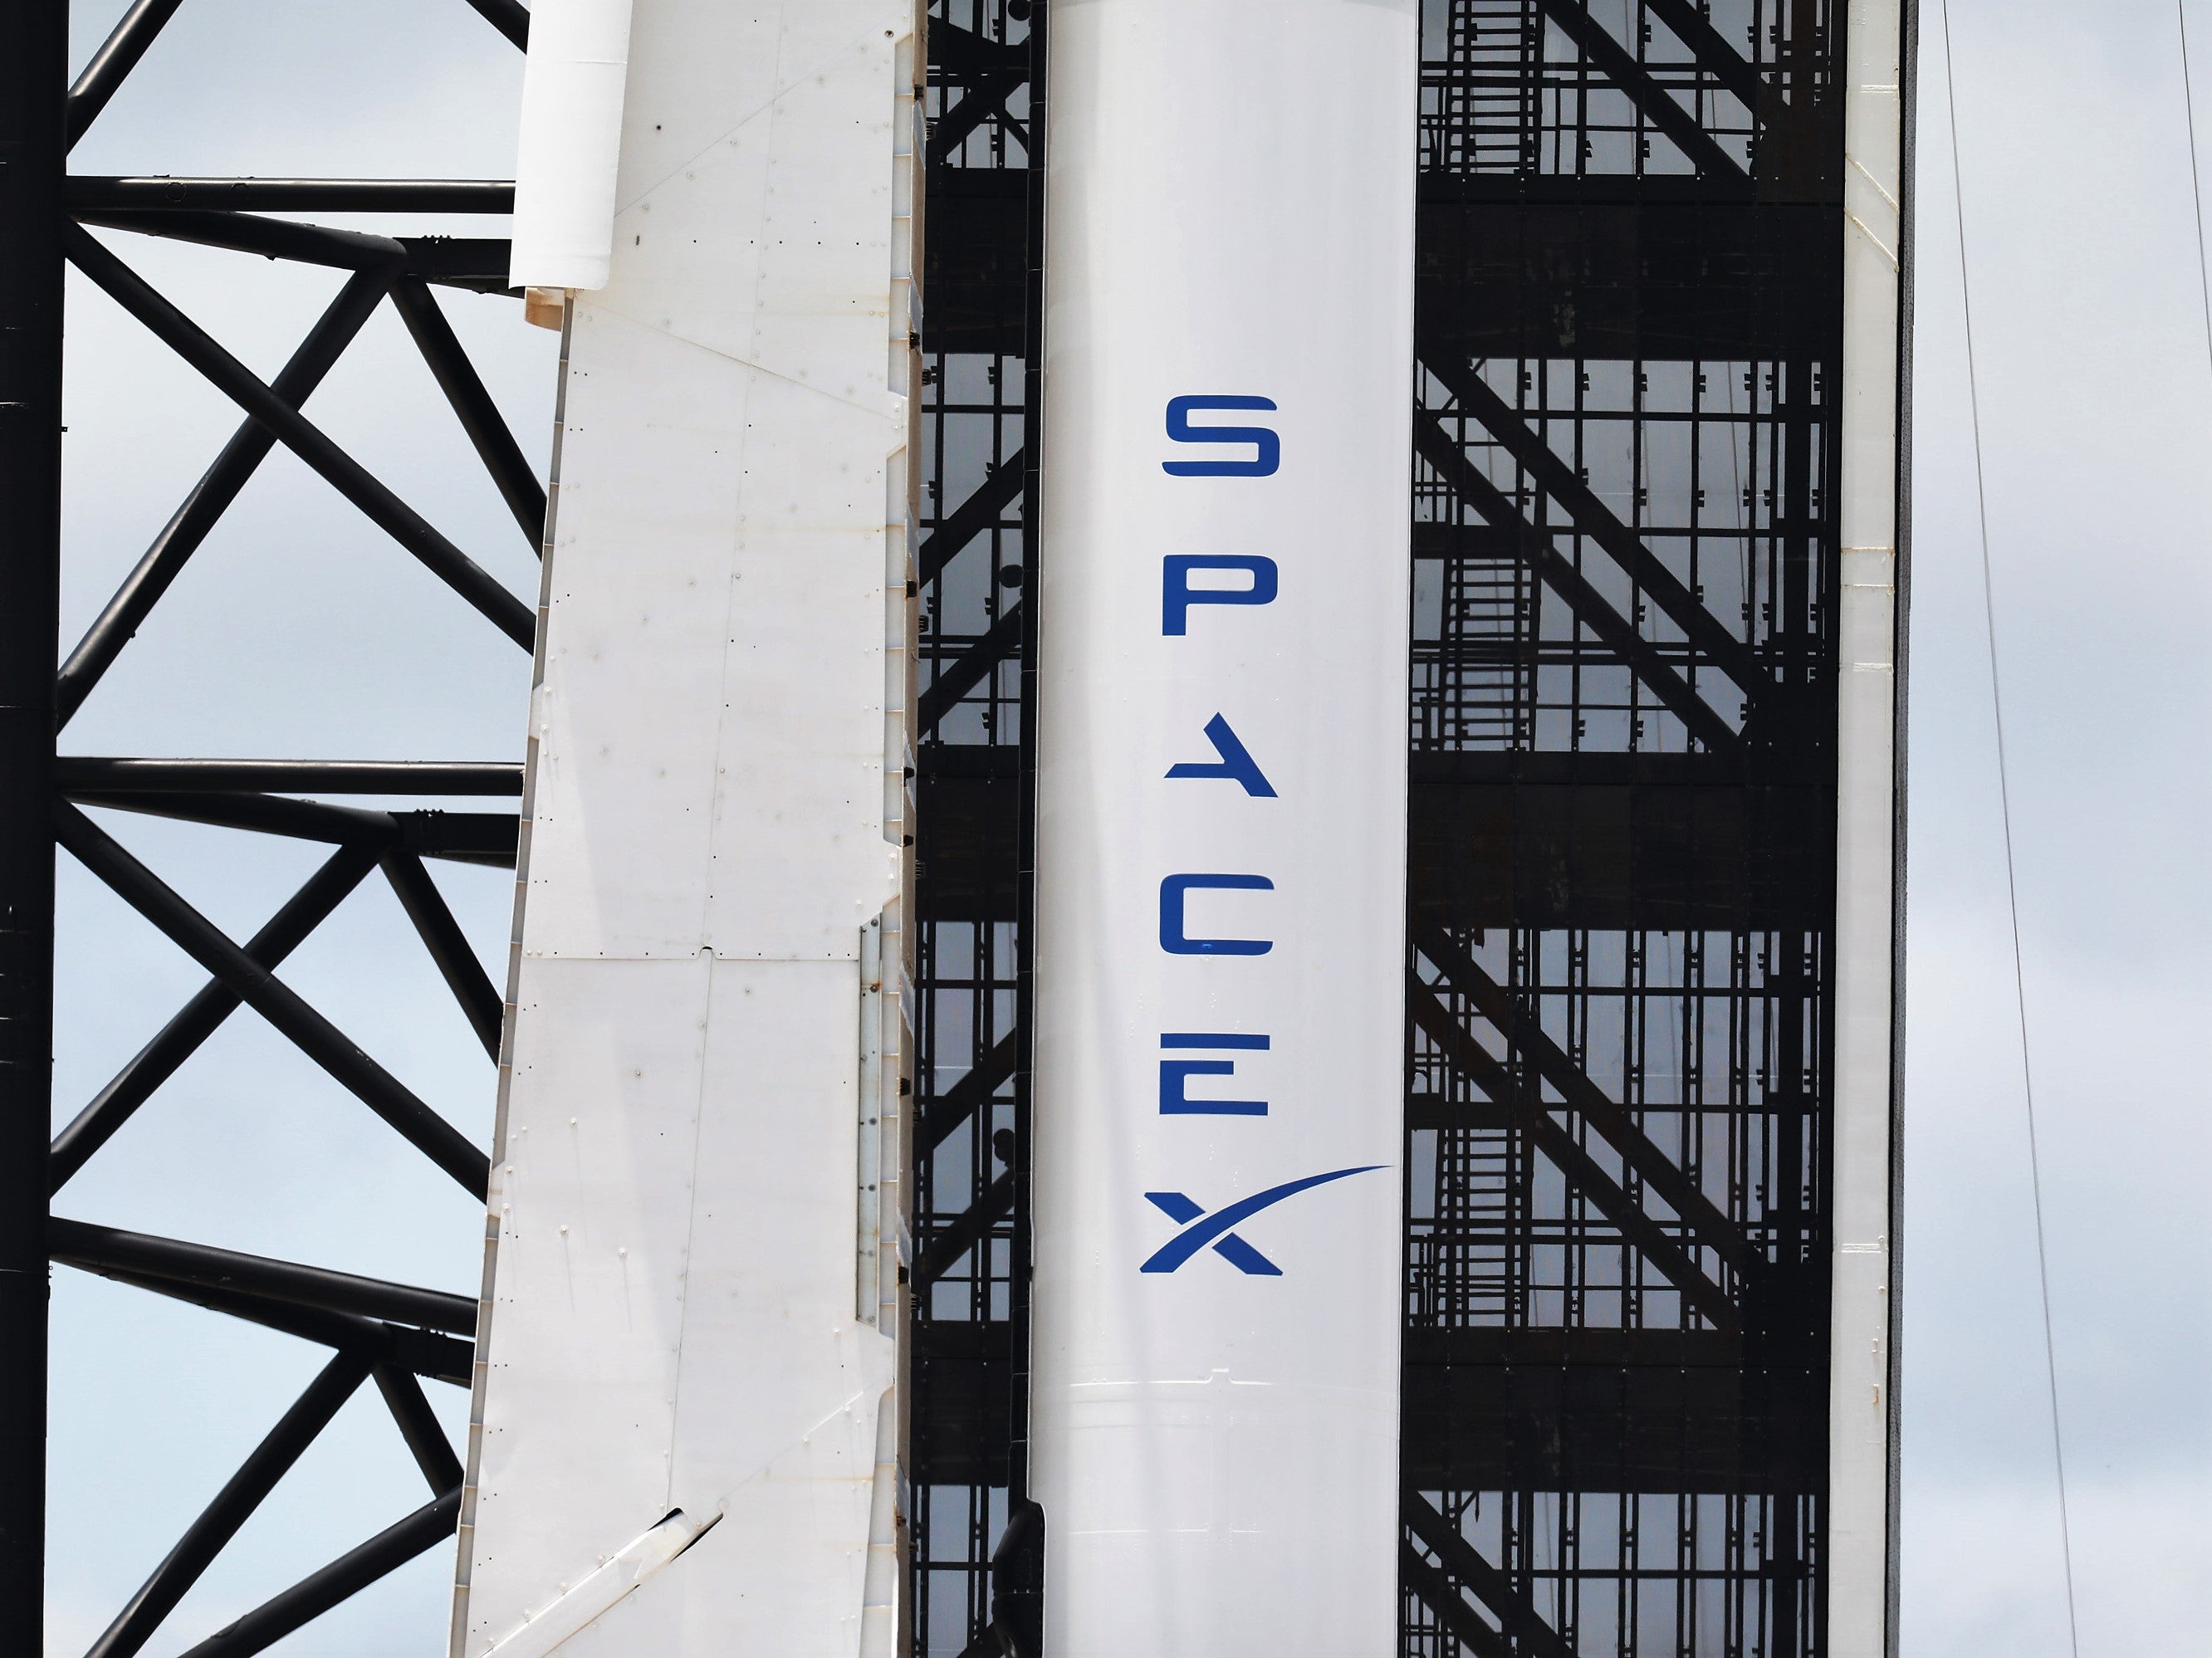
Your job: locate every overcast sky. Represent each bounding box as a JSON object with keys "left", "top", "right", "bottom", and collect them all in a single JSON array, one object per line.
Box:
[{"left": 39, "top": 2, "right": 2211, "bottom": 1655}]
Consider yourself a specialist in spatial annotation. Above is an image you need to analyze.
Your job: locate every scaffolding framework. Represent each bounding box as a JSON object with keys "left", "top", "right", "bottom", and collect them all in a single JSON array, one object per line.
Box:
[
  {"left": 908, "top": 2, "right": 1905, "bottom": 1654},
  {"left": 12, "top": 5, "right": 536, "bottom": 1656}
]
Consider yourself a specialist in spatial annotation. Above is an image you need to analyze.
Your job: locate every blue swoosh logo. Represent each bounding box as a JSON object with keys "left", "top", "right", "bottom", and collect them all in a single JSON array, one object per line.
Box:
[{"left": 1139, "top": 1165, "right": 1386, "bottom": 1275}]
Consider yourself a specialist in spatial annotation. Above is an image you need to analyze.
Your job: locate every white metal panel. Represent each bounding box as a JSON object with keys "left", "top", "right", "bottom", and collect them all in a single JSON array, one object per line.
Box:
[
  {"left": 456, "top": 3, "right": 920, "bottom": 1652},
  {"left": 1829, "top": 0, "right": 1909, "bottom": 1650},
  {"left": 510, "top": 0, "right": 638, "bottom": 291},
  {"left": 1030, "top": 2, "right": 1419, "bottom": 1652}
]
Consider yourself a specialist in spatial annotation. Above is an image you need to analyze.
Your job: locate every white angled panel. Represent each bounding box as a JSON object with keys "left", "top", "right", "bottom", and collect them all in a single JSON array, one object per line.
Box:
[
  {"left": 1030, "top": 3, "right": 1419, "bottom": 1654},
  {"left": 457, "top": 3, "right": 920, "bottom": 1653}
]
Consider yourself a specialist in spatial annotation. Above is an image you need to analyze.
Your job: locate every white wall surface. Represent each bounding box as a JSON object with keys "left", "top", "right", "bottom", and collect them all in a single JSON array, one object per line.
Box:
[{"left": 453, "top": 5, "right": 920, "bottom": 1653}]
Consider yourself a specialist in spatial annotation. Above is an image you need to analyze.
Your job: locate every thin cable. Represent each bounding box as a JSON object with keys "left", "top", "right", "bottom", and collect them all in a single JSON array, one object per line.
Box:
[
  {"left": 2181, "top": 1, "right": 2212, "bottom": 373},
  {"left": 1938, "top": 6, "right": 2082, "bottom": 1655}
]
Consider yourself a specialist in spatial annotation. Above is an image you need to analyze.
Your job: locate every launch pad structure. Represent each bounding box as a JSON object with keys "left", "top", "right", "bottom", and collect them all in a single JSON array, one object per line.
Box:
[{"left": 2, "top": 2, "right": 1908, "bottom": 1655}]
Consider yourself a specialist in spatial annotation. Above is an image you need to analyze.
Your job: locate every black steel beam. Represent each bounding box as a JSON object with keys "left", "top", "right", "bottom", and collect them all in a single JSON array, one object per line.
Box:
[
  {"left": 0, "top": 3, "right": 64, "bottom": 1637},
  {"left": 927, "top": 38, "right": 1030, "bottom": 171},
  {"left": 1409, "top": 751, "right": 1828, "bottom": 932},
  {"left": 928, "top": 185, "right": 1842, "bottom": 361},
  {"left": 53, "top": 804, "right": 491, "bottom": 1196},
  {"left": 1406, "top": 980, "right": 1738, "bottom": 1332},
  {"left": 1417, "top": 198, "right": 1840, "bottom": 360},
  {"left": 64, "top": 226, "right": 536, "bottom": 650},
  {"left": 1534, "top": 0, "right": 1750, "bottom": 183},
  {"left": 54, "top": 270, "right": 391, "bottom": 726},
  {"left": 1642, "top": 0, "right": 1764, "bottom": 110},
  {"left": 922, "top": 744, "right": 1828, "bottom": 930},
  {"left": 75, "top": 209, "right": 409, "bottom": 269},
  {"left": 911, "top": 1320, "right": 1012, "bottom": 1485},
  {"left": 908, "top": 1320, "right": 1823, "bottom": 1493},
  {"left": 64, "top": 0, "right": 187, "bottom": 149},
  {"left": 1402, "top": 1328, "right": 1823, "bottom": 1493},
  {"left": 1417, "top": 924, "right": 1758, "bottom": 1280},
  {"left": 47, "top": 1218, "right": 477, "bottom": 1334},
  {"left": 929, "top": 18, "right": 1027, "bottom": 76},
  {"left": 56, "top": 756, "right": 523, "bottom": 795},
  {"left": 922, "top": 1029, "right": 1020, "bottom": 1156},
  {"left": 1402, "top": 1543, "right": 1511, "bottom": 1658},
  {"left": 389, "top": 276, "right": 546, "bottom": 549},
  {"left": 86, "top": 1350, "right": 373, "bottom": 1658},
  {"left": 1404, "top": 1493, "right": 1574, "bottom": 1658},
  {"left": 54, "top": 1255, "right": 472, "bottom": 1386},
  {"left": 920, "top": 451, "right": 1026, "bottom": 584},
  {"left": 914, "top": 1171, "right": 1015, "bottom": 1289},
  {"left": 916, "top": 743, "right": 1021, "bottom": 921},
  {"left": 920, "top": 169, "right": 1030, "bottom": 355},
  {"left": 1424, "top": 351, "right": 1766, "bottom": 703},
  {"left": 63, "top": 788, "right": 389, "bottom": 845},
  {"left": 49, "top": 842, "right": 383, "bottom": 1191},
  {"left": 394, "top": 234, "right": 517, "bottom": 295},
  {"left": 373, "top": 1364, "right": 467, "bottom": 1494},
  {"left": 463, "top": 0, "right": 531, "bottom": 51},
  {"left": 379, "top": 851, "right": 505, "bottom": 1059},
  {"left": 172, "top": 1489, "right": 462, "bottom": 1658},
  {"left": 66, "top": 178, "right": 516, "bottom": 213},
  {"left": 61, "top": 790, "right": 519, "bottom": 868},
  {"left": 918, "top": 605, "right": 1022, "bottom": 738},
  {"left": 1411, "top": 416, "right": 1740, "bottom": 752},
  {"left": 75, "top": 212, "right": 515, "bottom": 292}
]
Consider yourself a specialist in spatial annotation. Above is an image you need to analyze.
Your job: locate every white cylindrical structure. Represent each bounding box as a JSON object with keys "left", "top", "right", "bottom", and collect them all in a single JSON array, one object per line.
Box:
[
  {"left": 508, "top": 0, "right": 637, "bottom": 292},
  {"left": 1030, "top": 2, "right": 1419, "bottom": 1651}
]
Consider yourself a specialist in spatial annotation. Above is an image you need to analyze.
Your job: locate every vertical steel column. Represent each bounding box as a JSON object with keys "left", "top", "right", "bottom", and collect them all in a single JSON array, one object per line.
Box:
[
  {"left": 1828, "top": 0, "right": 1911, "bottom": 1651},
  {"left": 0, "top": 0, "right": 66, "bottom": 1640},
  {"left": 996, "top": 7, "right": 1048, "bottom": 1648}
]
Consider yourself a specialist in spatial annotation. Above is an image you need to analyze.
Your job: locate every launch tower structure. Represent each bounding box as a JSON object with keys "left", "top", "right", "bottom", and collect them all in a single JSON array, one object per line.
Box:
[{"left": 6, "top": 2, "right": 1907, "bottom": 1656}]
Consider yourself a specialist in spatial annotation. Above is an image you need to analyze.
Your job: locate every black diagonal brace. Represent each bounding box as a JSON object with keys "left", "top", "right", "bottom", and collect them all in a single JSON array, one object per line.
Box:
[
  {"left": 86, "top": 1351, "right": 372, "bottom": 1658},
  {"left": 55, "top": 268, "right": 391, "bottom": 727},
  {"left": 389, "top": 276, "right": 547, "bottom": 550},
  {"left": 1643, "top": 0, "right": 1764, "bottom": 109},
  {"left": 1400, "top": 1543, "right": 1510, "bottom": 1658},
  {"left": 61, "top": 789, "right": 519, "bottom": 869},
  {"left": 1412, "top": 413, "right": 1740, "bottom": 753},
  {"left": 64, "top": 225, "right": 535, "bottom": 650},
  {"left": 54, "top": 803, "right": 490, "bottom": 1196},
  {"left": 1407, "top": 978, "right": 1739, "bottom": 1333},
  {"left": 379, "top": 851, "right": 505, "bottom": 1059},
  {"left": 1418, "top": 925, "right": 1758, "bottom": 1281},
  {"left": 173, "top": 1489, "right": 461, "bottom": 1658},
  {"left": 920, "top": 453, "right": 1026, "bottom": 585},
  {"left": 65, "top": 0, "right": 187, "bottom": 149},
  {"left": 915, "top": 1171, "right": 1015, "bottom": 1289},
  {"left": 374, "top": 1365, "right": 467, "bottom": 1494},
  {"left": 1428, "top": 353, "right": 1765, "bottom": 702},
  {"left": 1405, "top": 1493, "right": 1575, "bottom": 1658},
  {"left": 76, "top": 212, "right": 514, "bottom": 293},
  {"left": 928, "top": 27, "right": 1031, "bottom": 170},
  {"left": 918, "top": 604, "right": 1023, "bottom": 738},
  {"left": 922, "top": 1030, "right": 1020, "bottom": 1156},
  {"left": 1535, "top": 0, "right": 1750, "bottom": 181},
  {"left": 47, "top": 1218, "right": 477, "bottom": 1334},
  {"left": 51, "top": 1255, "right": 472, "bottom": 1387},
  {"left": 463, "top": 0, "right": 531, "bottom": 51},
  {"left": 49, "top": 840, "right": 383, "bottom": 1191}
]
